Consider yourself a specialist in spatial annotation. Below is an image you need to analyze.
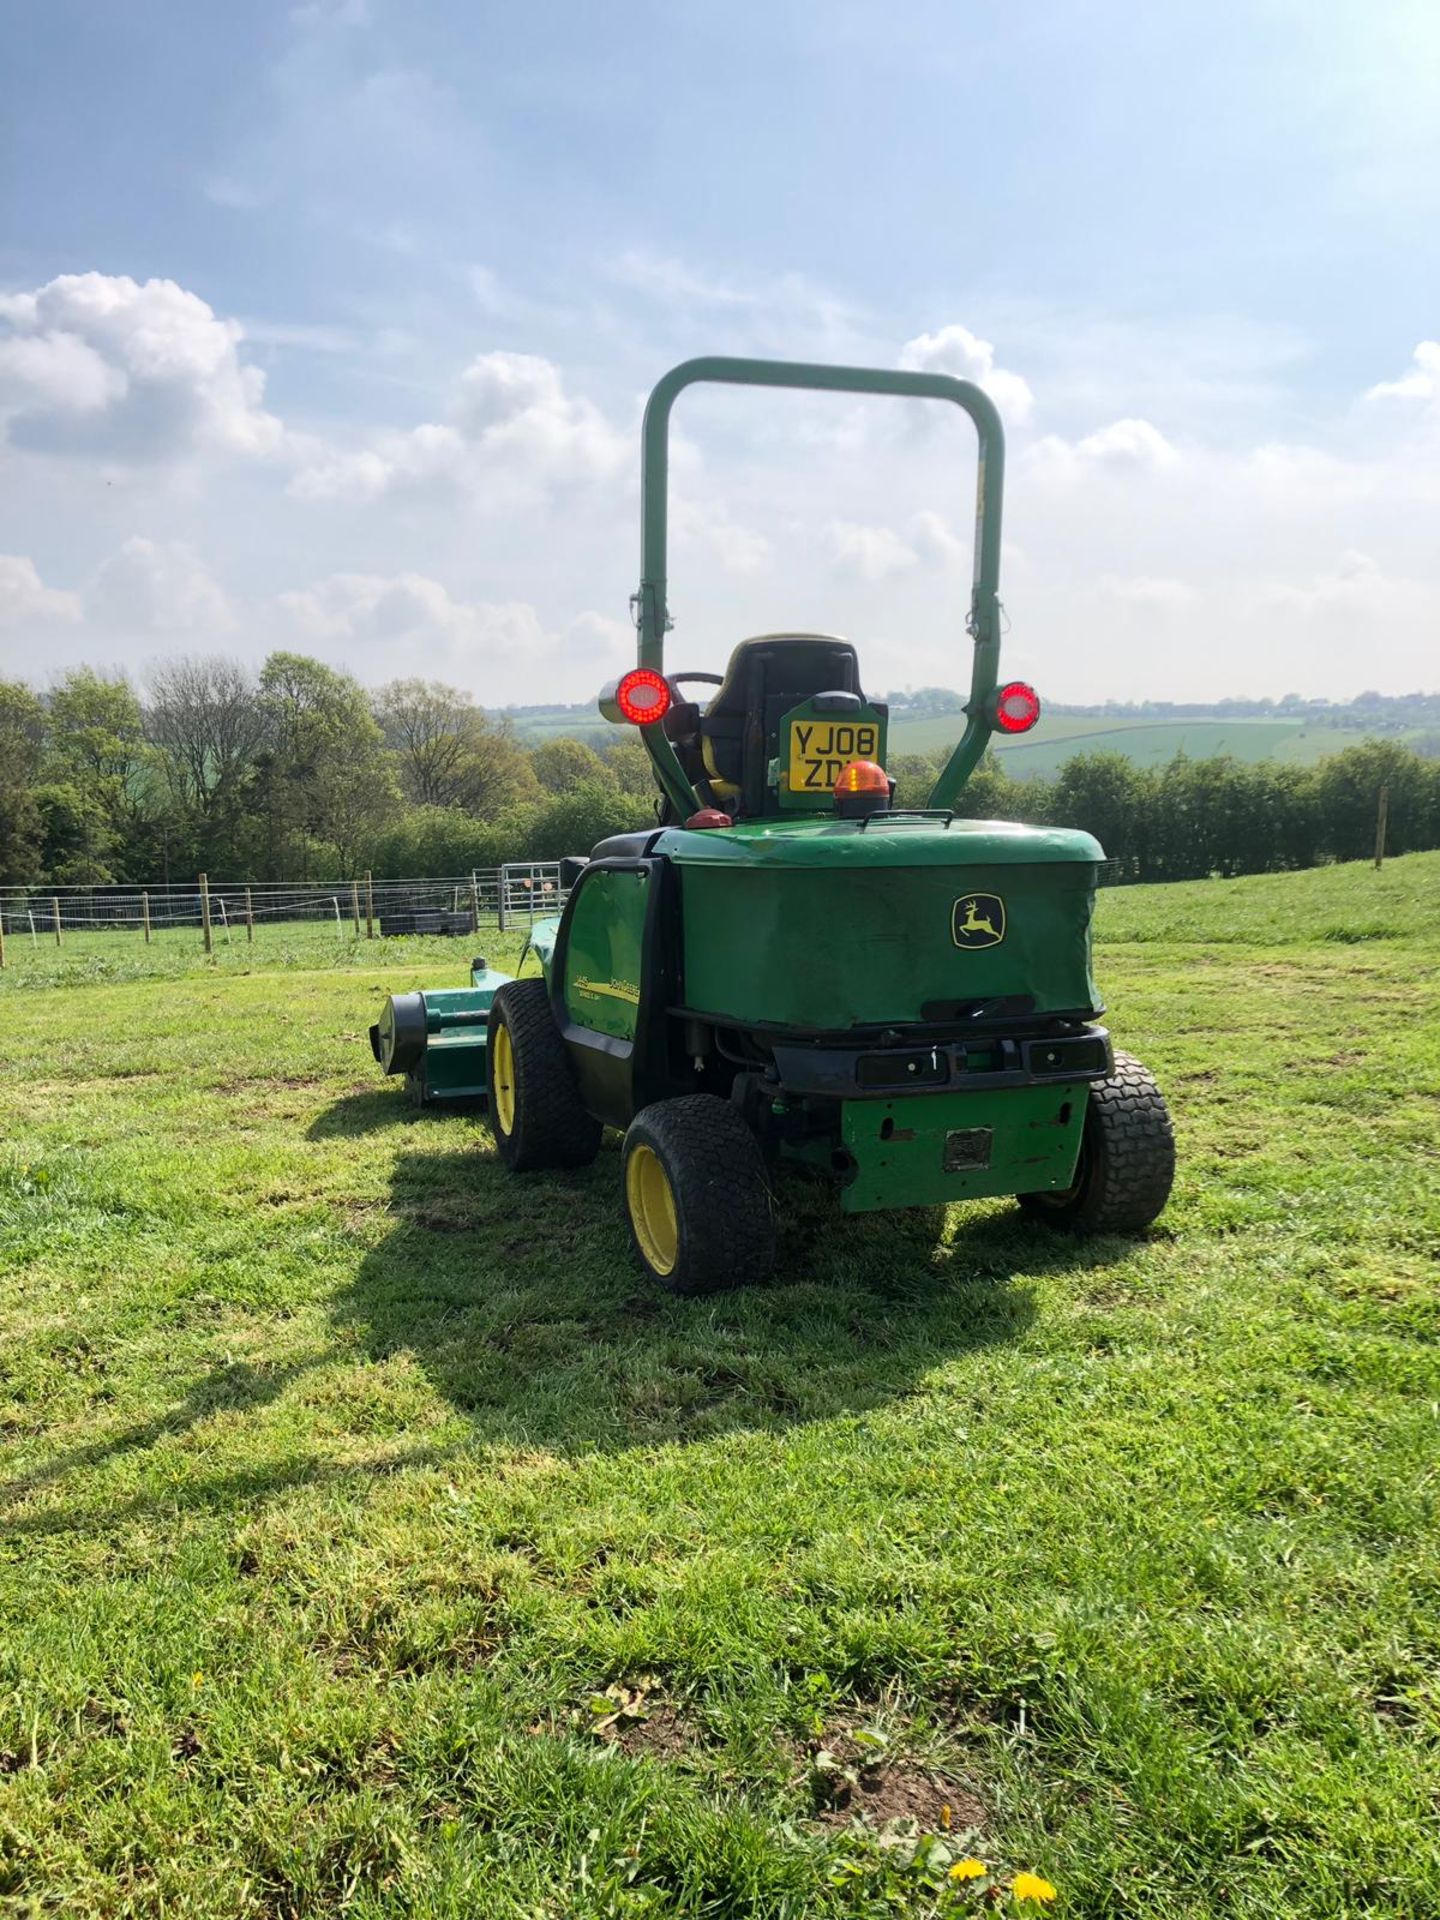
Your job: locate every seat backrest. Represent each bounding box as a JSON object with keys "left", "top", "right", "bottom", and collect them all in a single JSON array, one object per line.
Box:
[{"left": 698, "top": 634, "right": 871, "bottom": 814}]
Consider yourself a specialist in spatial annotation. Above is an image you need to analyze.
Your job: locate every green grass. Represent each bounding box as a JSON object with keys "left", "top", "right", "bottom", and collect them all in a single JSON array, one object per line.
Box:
[
  {"left": 0, "top": 920, "right": 522, "bottom": 994},
  {"left": 2, "top": 855, "right": 1439, "bottom": 1916},
  {"left": 886, "top": 713, "right": 1409, "bottom": 777}
]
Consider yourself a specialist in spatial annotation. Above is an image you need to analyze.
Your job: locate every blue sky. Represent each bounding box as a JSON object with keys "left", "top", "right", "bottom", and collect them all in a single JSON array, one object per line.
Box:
[{"left": 1, "top": 0, "right": 1436, "bottom": 703}]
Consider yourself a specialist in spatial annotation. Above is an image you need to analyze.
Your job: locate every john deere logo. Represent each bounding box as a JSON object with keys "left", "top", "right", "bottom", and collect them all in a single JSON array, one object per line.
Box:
[{"left": 952, "top": 893, "right": 1006, "bottom": 949}]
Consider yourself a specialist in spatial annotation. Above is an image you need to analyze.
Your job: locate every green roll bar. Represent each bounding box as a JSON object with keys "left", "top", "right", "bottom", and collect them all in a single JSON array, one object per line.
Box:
[{"left": 633, "top": 355, "right": 1006, "bottom": 818}]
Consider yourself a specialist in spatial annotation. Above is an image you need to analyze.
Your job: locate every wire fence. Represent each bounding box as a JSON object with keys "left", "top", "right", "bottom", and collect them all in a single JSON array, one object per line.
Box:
[{"left": 0, "top": 866, "right": 571, "bottom": 953}]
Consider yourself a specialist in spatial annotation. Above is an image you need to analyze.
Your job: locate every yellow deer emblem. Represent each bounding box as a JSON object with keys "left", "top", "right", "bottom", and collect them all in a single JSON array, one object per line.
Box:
[{"left": 952, "top": 892, "right": 1006, "bottom": 949}]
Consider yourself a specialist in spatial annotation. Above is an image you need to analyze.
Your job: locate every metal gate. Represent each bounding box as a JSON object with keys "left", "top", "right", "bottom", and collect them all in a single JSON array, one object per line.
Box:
[{"left": 494, "top": 862, "right": 567, "bottom": 931}]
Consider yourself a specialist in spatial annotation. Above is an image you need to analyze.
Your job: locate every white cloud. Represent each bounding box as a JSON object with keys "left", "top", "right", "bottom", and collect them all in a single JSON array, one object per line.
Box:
[
  {"left": 1365, "top": 340, "right": 1440, "bottom": 406},
  {"left": 1075, "top": 418, "right": 1179, "bottom": 468},
  {"left": 610, "top": 250, "right": 755, "bottom": 308},
  {"left": 275, "top": 570, "right": 630, "bottom": 702},
  {"left": 0, "top": 273, "right": 283, "bottom": 460},
  {"left": 290, "top": 350, "right": 626, "bottom": 504},
  {"left": 899, "top": 324, "right": 1035, "bottom": 425},
  {"left": 1027, "top": 416, "right": 1180, "bottom": 484},
  {"left": 825, "top": 520, "right": 918, "bottom": 581},
  {"left": 1252, "top": 550, "right": 1431, "bottom": 620},
  {"left": 0, "top": 331, "right": 125, "bottom": 415},
  {"left": 909, "top": 510, "right": 968, "bottom": 566},
  {"left": 671, "top": 494, "right": 771, "bottom": 576},
  {"left": 1100, "top": 573, "right": 1196, "bottom": 607},
  {"left": 0, "top": 554, "right": 82, "bottom": 627},
  {"left": 87, "top": 537, "right": 236, "bottom": 635}
]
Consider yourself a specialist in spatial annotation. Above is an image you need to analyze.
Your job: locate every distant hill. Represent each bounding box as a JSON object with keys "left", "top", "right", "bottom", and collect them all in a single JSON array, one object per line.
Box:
[{"left": 499, "top": 687, "right": 1440, "bottom": 775}]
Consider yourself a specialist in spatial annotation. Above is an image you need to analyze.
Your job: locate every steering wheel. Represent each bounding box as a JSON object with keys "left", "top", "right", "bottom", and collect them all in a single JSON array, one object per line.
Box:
[{"left": 666, "top": 671, "right": 723, "bottom": 703}]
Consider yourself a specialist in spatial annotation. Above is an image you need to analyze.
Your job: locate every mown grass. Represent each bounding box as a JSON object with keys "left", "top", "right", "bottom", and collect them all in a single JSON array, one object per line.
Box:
[{"left": 2, "top": 854, "right": 1438, "bottom": 1917}]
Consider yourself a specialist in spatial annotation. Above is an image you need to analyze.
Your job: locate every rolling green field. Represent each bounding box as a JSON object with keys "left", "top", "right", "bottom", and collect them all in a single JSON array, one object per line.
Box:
[
  {"left": 501, "top": 703, "right": 1407, "bottom": 781},
  {"left": 889, "top": 714, "right": 1389, "bottom": 779},
  {"left": 3, "top": 854, "right": 1439, "bottom": 1917}
]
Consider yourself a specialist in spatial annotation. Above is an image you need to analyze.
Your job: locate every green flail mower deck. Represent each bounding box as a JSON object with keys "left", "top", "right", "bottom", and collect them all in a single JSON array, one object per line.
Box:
[{"left": 368, "top": 959, "right": 513, "bottom": 1108}]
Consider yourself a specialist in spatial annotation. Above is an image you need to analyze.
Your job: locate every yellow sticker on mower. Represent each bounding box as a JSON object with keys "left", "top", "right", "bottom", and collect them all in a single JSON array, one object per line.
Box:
[{"left": 787, "top": 718, "right": 882, "bottom": 795}]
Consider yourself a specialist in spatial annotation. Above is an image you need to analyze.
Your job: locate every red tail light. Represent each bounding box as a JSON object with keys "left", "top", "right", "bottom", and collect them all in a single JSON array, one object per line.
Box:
[
  {"left": 993, "top": 681, "right": 1041, "bottom": 733},
  {"left": 615, "top": 668, "right": 672, "bottom": 725}
]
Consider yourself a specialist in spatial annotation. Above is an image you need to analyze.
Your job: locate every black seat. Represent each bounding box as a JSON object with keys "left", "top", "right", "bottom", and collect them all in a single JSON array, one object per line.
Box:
[{"left": 686, "top": 634, "right": 874, "bottom": 816}]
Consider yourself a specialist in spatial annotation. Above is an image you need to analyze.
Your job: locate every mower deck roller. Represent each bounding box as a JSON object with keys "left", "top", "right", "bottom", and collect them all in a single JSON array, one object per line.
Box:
[
  {"left": 369, "top": 958, "right": 513, "bottom": 1107},
  {"left": 430, "top": 354, "right": 1172, "bottom": 1291}
]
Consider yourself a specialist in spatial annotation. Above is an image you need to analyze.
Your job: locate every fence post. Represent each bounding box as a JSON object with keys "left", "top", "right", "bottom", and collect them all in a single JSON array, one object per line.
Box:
[
  {"left": 470, "top": 870, "right": 481, "bottom": 932},
  {"left": 1374, "top": 784, "right": 1389, "bottom": 870},
  {"left": 245, "top": 886, "right": 254, "bottom": 943},
  {"left": 364, "top": 870, "right": 374, "bottom": 939},
  {"left": 0, "top": 910, "right": 5, "bottom": 970},
  {"left": 200, "top": 873, "right": 213, "bottom": 954},
  {"left": 141, "top": 891, "right": 151, "bottom": 944},
  {"left": 351, "top": 879, "right": 362, "bottom": 937},
  {"left": 52, "top": 897, "right": 63, "bottom": 947}
]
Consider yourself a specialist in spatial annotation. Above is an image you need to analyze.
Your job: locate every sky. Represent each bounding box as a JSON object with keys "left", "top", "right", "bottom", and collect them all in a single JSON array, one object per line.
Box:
[{"left": 0, "top": 0, "right": 1437, "bottom": 708}]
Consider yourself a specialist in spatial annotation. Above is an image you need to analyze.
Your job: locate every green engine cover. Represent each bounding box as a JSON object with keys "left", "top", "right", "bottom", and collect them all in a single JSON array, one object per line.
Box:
[{"left": 655, "top": 816, "right": 1102, "bottom": 1030}]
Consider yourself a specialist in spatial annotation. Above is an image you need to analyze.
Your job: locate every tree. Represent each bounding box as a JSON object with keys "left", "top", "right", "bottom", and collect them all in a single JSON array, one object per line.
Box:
[
  {"left": 44, "top": 669, "right": 157, "bottom": 877},
  {"left": 34, "top": 782, "right": 117, "bottom": 883},
  {"left": 373, "top": 678, "right": 541, "bottom": 815},
  {"left": 0, "top": 681, "right": 45, "bottom": 883},
  {"left": 145, "top": 655, "right": 267, "bottom": 870},
  {"left": 251, "top": 653, "right": 402, "bottom": 877},
  {"left": 888, "top": 751, "right": 942, "bottom": 810},
  {"left": 604, "top": 738, "right": 660, "bottom": 799},
  {"left": 530, "top": 736, "right": 616, "bottom": 795},
  {"left": 526, "top": 780, "right": 651, "bottom": 859},
  {"left": 1315, "top": 740, "right": 1438, "bottom": 862},
  {"left": 1048, "top": 753, "right": 1154, "bottom": 876}
]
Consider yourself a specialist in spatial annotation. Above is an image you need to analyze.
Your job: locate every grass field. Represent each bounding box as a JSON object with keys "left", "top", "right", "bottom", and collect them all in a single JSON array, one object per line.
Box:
[
  {"left": 500, "top": 702, "right": 1409, "bottom": 780},
  {"left": 887, "top": 714, "right": 1399, "bottom": 779},
  {"left": 2, "top": 854, "right": 1438, "bottom": 1917}
]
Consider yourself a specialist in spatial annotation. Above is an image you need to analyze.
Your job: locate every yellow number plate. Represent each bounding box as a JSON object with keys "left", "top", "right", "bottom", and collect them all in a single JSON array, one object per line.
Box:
[{"left": 787, "top": 718, "right": 881, "bottom": 795}]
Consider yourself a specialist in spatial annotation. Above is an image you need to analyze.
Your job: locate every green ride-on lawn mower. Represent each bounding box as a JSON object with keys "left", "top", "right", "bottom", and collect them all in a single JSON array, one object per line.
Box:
[{"left": 485, "top": 356, "right": 1175, "bottom": 1294}]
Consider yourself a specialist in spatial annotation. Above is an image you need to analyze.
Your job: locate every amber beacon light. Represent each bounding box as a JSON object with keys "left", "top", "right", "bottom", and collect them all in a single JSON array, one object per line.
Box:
[{"left": 834, "top": 758, "right": 890, "bottom": 798}]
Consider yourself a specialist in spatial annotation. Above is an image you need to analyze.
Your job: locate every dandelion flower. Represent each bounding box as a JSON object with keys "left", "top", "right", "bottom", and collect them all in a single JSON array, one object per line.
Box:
[
  {"left": 191, "top": 1671, "right": 205, "bottom": 1688},
  {"left": 949, "top": 1857, "right": 987, "bottom": 1881},
  {"left": 1013, "top": 1870, "right": 1057, "bottom": 1904}
]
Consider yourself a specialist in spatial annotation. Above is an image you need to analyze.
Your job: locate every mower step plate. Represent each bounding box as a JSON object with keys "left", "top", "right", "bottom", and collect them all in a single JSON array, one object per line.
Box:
[{"left": 838, "top": 1083, "right": 1088, "bottom": 1212}]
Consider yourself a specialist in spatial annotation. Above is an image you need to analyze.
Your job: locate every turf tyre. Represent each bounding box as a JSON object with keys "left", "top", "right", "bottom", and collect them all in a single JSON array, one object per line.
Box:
[
  {"left": 1019, "top": 1049, "right": 1174, "bottom": 1233},
  {"left": 622, "top": 1095, "right": 776, "bottom": 1295},
  {"left": 487, "top": 979, "right": 602, "bottom": 1172}
]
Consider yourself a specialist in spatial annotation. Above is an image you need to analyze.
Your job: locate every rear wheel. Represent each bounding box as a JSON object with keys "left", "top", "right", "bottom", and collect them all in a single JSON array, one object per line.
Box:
[
  {"left": 1019, "top": 1050, "right": 1174, "bottom": 1233},
  {"left": 487, "top": 980, "right": 601, "bottom": 1172},
  {"left": 622, "top": 1095, "right": 775, "bottom": 1294}
]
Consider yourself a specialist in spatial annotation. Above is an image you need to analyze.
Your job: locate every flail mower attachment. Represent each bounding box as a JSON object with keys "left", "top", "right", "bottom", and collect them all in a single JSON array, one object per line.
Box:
[{"left": 369, "top": 957, "right": 514, "bottom": 1109}]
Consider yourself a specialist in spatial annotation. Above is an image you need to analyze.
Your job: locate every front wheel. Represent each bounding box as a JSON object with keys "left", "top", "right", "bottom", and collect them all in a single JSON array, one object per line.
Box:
[
  {"left": 622, "top": 1096, "right": 776, "bottom": 1295},
  {"left": 487, "top": 980, "right": 601, "bottom": 1172},
  {"left": 1019, "top": 1050, "right": 1174, "bottom": 1233}
]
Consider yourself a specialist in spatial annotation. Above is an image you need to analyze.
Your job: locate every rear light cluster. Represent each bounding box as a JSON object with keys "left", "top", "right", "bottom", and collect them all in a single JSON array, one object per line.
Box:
[
  {"left": 614, "top": 667, "right": 671, "bottom": 725},
  {"left": 993, "top": 681, "right": 1041, "bottom": 734}
]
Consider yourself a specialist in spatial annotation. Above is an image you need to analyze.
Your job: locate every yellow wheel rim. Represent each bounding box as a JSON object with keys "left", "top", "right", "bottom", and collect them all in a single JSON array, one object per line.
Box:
[
  {"left": 492, "top": 1020, "right": 517, "bottom": 1135},
  {"left": 626, "top": 1143, "right": 679, "bottom": 1276}
]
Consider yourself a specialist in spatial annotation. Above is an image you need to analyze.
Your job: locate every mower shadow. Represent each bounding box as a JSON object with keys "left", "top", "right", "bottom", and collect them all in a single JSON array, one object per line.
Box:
[
  {"left": 306, "top": 1088, "right": 435, "bottom": 1138},
  {"left": 329, "top": 1143, "right": 1106, "bottom": 1456}
]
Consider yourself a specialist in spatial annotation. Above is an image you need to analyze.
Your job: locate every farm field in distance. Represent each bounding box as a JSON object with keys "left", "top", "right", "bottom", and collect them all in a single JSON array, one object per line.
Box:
[
  {"left": 2, "top": 853, "right": 1438, "bottom": 1916},
  {"left": 886, "top": 714, "right": 1412, "bottom": 777},
  {"left": 502, "top": 702, "right": 1425, "bottom": 780}
]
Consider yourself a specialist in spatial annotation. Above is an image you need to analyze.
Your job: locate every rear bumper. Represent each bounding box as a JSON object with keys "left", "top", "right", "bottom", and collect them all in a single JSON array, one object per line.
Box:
[
  {"left": 757, "top": 1018, "right": 1108, "bottom": 1213},
  {"left": 769, "top": 1021, "right": 1111, "bottom": 1101}
]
